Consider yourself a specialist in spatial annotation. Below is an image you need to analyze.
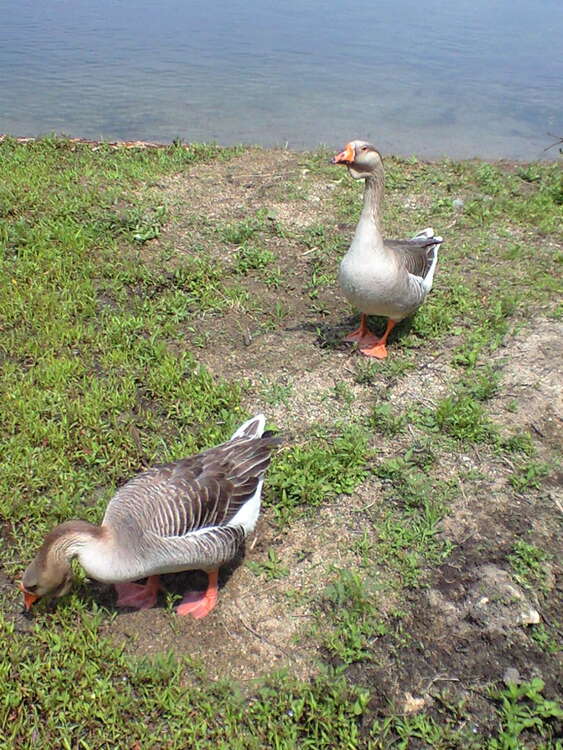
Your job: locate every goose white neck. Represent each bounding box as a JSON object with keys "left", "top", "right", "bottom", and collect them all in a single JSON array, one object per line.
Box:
[
  {"left": 350, "top": 172, "right": 385, "bottom": 253},
  {"left": 361, "top": 171, "right": 384, "bottom": 224}
]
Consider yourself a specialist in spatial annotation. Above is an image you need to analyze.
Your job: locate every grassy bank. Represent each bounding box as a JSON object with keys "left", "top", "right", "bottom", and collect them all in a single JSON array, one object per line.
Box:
[{"left": 0, "top": 136, "right": 561, "bottom": 748}]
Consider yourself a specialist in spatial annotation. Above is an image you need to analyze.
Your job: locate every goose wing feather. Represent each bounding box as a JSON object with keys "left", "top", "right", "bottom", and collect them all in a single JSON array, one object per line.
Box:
[
  {"left": 385, "top": 235, "right": 443, "bottom": 280},
  {"left": 103, "top": 436, "right": 280, "bottom": 540}
]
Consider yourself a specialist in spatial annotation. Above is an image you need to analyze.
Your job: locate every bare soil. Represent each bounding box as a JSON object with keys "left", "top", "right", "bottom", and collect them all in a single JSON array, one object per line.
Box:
[
  {"left": 10, "top": 148, "right": 560, "bottom": 734},
  {"left": 86, "top": 149, "right": 562, "bottom": 723}
]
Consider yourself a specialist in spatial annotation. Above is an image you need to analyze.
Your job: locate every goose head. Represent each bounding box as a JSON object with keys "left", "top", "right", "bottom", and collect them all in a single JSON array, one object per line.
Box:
[
  {"left": 20, "top": 558, "right": 73, "bottom": 610},
  {"left": 331, "top": 140, "right": 383, "bottom": 180},
  {"left": 19, "top": 520, "right": 93, "bottom": 609}
]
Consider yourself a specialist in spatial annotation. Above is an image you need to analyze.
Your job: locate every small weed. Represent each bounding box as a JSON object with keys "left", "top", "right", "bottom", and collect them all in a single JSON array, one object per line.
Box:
[
  {"left": 262, "top": 380, "right": 293, "bottom": 406},
  {"left": 380, "top": 355, "right": 416, "bottom": 380},
  {"left": 404, "top": 439, "right": 437, "bottom": 470},
  {"left": 247, "top": 548, "right": 289, "bottom": 580},
  {"left": 353, "top": 359, "right": 380, "bottom": 385},
  {"left": 233, "top": 243, "right": 275, "bottom": 274},
  {"left": 272, "top": 301, "right": 289, "bottom": 321},
  {"left": 351, "top": 530, "right": 375, "bottom": 567},
  {"left": 132, "top": 204, "right": 167, "bottom": 243},
  {"left": 508, "top": 540, "right": 551, "bottom": 593},
  {"left": 317, "top": 569, "right": 387, "bottom": 664},
  {"left": 516, "top": 166, "right": 542, "bottom": 183},
  {"left": 306, "top": 264, "right": 333, "bottom": 300},
  {"left": 370, "top": 402, "right": 406, "bottom": 436},
  {"left": 500, "top": 431, "right": 535, "bottom": 456},
  {"left": 263, "top": 266, "right": 284, "bottom": 289},
  {"left": 487, "top": 678, "right": 563, "bottom": 750},
  {"left": 220, "top": 215, "right": 264, "bottom": 244},
  {"left": 529, "top": 623, "right": 560, "bottom": 654},
  {"left": 459, "top": 363, "right": 501, "bottom": 401},
  {"left": 332, "top": 381, "right": 354, "bottom": 405},
  {"left": 509, "top": 459, "right": 551, "bottom": 492},
  {"left": 431, "top": 394, "right": 496, "bottom": 443}
]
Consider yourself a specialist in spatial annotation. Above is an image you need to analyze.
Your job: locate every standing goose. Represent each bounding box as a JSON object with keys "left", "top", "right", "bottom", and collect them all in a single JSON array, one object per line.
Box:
[
  {"left": 332, "top": 140, "right": 443, "bottom": 359},
  {"left": 20, "top": 415, "right": 279, "bottom": 619}
]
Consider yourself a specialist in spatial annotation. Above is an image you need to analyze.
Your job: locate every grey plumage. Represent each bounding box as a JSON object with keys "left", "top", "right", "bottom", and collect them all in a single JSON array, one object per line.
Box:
[
  {"left": 385, "top": 235, "right": 441, "bottom": 279},
  {"left": 97, "top": 430, "right": 281, "bottom": 574},
  {"left": 20, "top": 415, "right": 281, "bottom": 605}
]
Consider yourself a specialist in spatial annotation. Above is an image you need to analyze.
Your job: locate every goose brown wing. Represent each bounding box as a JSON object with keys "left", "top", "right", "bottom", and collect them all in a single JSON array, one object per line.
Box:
[
  {"left": 385, "top": 237, "right": 439, "bottom": 279},
  {"left": 103, "top": 436, "right": 279, "bottom": 539}
]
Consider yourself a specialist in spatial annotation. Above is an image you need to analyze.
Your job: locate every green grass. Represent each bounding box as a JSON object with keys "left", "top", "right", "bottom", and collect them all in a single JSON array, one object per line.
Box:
[
  {"left": 508, "top": 541, "right": 552, "bottom": 593},
  {"left": 0, "top": 137, "right": 247, "bottom": 565},
  {"left": 0, "top": 609, "right": 371, "bottom": 749},
  {"left": 266, "top": 423, "right": 370, "bottom": 522},
  {"left": 374, "top": 462, "right": 454, "bottom": 587},
  {"left": 316, "top": 569, "right": 388, "bottom": 665},
  {"left": 1, "top": 138, "right": 561, "bottom": 749}
]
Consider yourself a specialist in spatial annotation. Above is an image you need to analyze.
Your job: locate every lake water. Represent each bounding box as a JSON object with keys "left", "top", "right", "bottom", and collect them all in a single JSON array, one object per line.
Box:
[{"left": 1, "top": 0, "right": 562, "bottom": 159}]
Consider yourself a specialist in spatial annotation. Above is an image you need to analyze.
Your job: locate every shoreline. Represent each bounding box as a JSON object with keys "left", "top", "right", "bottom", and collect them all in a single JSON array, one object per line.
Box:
[{"left": 1, "top": 132, "right": 561, "bottom": 163}]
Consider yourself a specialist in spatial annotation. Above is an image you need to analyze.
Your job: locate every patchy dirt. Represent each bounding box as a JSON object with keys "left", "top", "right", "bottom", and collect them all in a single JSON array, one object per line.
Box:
[
  {"left": 6, "top": 148, "right": 561, "bottom": 736},
  {"left": 490, "top": 318, "right": 563, "bottom": 456},
  {"left": 96, "top": 150, "right": 563, "bottom": 714}
]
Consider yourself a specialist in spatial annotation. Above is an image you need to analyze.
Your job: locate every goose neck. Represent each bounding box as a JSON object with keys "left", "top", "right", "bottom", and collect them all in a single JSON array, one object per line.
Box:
[
  {"left": 360, "top": 172, "right": 384, "bottom": 227},
  {"left": 45, "top": 520, "right": 106, "bottom": 565}
]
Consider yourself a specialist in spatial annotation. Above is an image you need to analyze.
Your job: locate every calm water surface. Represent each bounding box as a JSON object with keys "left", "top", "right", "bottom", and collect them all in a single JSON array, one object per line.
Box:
[{"left": 1, "top": 0, "right": 562, "bottom": 159}]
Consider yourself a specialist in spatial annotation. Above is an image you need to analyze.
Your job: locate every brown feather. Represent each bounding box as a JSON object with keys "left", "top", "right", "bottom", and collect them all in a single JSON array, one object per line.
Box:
[{"left": 103, "top": 435, "right": 280, "bottom": 539}]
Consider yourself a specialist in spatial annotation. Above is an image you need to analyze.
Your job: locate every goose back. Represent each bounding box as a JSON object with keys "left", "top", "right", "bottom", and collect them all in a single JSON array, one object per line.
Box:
[{"left": 103, "top": 435, "right": 280, "bottom": 540}]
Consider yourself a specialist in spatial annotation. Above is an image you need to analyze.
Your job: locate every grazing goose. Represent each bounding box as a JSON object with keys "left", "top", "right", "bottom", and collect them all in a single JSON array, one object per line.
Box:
[
  {"left": 20, "top": 415, "right": 279, "bottom": 619},
  {"left": 332, "top": 140, "right": 443, "bottom": 359}
]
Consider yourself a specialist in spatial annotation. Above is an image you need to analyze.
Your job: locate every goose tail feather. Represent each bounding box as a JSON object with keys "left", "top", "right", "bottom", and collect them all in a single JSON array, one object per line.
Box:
[{"left": 230, "top": 414, "right": 266, "bottom": 441}]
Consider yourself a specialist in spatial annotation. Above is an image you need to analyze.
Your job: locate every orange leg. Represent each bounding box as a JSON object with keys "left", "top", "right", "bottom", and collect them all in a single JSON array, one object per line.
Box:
[
  {"left": 344, "top": 313, "right": 370, "bottom": 342},
  {"left": 115, "top": 575, "right": 161, "bottom": 610},
  {"left": 359, "top": 319, "right": 397, "bottom": 359},
  {"left": 176, "top": 569, "right": 219, "bottom": 619}
]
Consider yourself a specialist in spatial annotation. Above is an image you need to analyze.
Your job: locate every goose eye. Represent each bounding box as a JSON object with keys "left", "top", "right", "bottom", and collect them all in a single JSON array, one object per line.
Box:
[{"left": 25, "top": 583, "right": 38, "bottom": 593}]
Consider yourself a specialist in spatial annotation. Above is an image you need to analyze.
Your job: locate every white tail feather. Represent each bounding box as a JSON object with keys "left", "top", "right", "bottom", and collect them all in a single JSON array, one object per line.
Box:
[
  {"left": 419, "top": 230, "right": 443, "bottom": 293},
  {"left": 230, "top": 414, "right": 266, "bottom": 441},
  {"left": 413, "top": 227, "right": 434, "bottom": 239}
]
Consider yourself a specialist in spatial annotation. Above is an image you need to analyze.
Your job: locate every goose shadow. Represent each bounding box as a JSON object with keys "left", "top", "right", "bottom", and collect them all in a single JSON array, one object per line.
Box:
[
  {"left": 61, "top": 546, "right": 247, "bottom": 616},
  {"left": 292, "top": 313, "right": 415, "bottom": 353}
]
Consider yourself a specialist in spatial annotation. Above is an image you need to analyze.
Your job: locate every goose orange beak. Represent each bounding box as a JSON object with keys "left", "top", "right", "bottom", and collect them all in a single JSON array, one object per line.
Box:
[
  {"left": 331, "top": 143, "right": 355, "bottom": 165},
  {"left": 19, "top": 581, "right": 39, "bottom": 610}
]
